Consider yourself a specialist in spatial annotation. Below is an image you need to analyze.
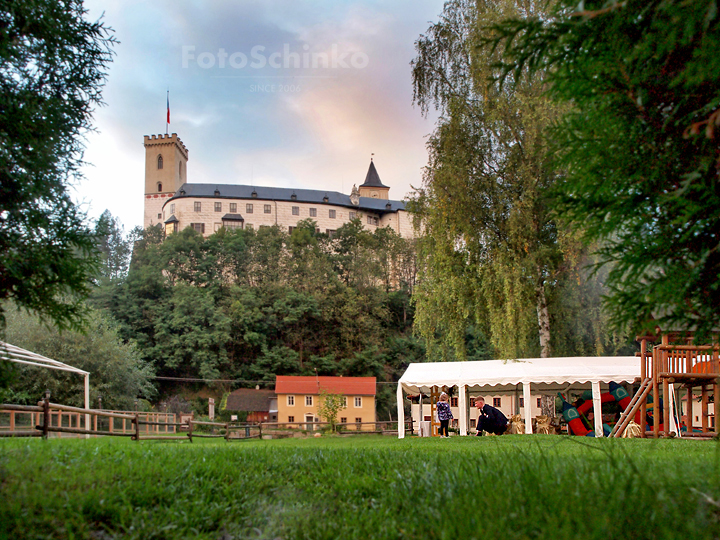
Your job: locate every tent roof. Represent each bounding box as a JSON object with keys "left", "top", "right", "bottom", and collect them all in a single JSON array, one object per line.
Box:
[
  {"left": 398, "top": 356, "right": 640, "bottom": 394},
  {"left": 0, "top": 341, "right": 89, "bottom": 375}
]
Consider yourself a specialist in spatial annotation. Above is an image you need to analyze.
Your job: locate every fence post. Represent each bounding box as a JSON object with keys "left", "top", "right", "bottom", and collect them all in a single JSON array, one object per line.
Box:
[
  {"left": 188, "top": 420, "right": 193, "bottom": 443},
  {"left": 224, "top": 422, "right": 230, "bottom": 442},
  {"left": 259, "top": 422, "right": 263, "bottom": 440},
  {"left": 41, "top": 391, "right": 50, "bottom": 439},
  {"left": 133, "top": 412, "right": 140, "bottom": 441}
]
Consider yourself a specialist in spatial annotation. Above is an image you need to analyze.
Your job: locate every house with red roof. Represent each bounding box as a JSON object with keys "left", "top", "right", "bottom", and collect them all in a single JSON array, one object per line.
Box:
[{"left": 275, "top": 376, "right": 376, "bottom": 430}]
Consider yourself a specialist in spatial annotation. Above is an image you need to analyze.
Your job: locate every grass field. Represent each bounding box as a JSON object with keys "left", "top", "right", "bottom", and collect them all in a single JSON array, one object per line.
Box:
[{"left": 1, "top": 435, "right": 719, "bottom": 540}]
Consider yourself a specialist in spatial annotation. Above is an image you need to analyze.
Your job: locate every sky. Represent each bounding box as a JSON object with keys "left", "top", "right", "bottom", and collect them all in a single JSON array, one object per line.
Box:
[{"left": 76, "top": 0, "right": 445, "bottom": 232}]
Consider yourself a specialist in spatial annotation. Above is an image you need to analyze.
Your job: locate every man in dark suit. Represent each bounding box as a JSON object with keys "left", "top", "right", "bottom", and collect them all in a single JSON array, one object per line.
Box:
[{"left": 475, "top": 396, "right": 508, "bottom": 436}]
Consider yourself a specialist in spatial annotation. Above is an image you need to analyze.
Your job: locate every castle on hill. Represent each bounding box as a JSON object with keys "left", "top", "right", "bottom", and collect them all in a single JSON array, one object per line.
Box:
[{"left": 142, "top": 133, "right": 414, "bottom": 238}]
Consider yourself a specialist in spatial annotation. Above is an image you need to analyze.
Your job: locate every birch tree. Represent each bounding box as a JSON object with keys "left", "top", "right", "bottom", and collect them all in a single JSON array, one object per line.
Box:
[{"left": 410, "top": 0, "right": 583, "bottom": 359}]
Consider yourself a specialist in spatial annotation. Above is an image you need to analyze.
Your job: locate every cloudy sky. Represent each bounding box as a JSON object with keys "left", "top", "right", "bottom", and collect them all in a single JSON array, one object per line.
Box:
[{"left": 76, "top": 0, "right": 445, "bottom": 231}]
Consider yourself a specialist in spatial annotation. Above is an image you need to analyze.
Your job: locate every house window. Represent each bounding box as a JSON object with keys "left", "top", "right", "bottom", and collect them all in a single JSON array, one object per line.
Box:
[
  {"left": 170, "top": 203, "right": 175, "bottom": 214},
  {"left": 194, "top": 202, "right": 201, "bottom": 212},
  {"left": 215, "top": 202, "right": 222, "bottom": 212},
  {"left": 305, "top": 396, "right": 313, "bottom": 406},
  {"left": 451, "top": 397, "right": 458, "bottom": 407},
  {"left": 288, "top": 416, "right": 295, "bottom": 423},
  {"left": 329, "top": 209, "right": 336, "bottom": 219},
  {"left": 469, "top": 398, "right": 476, "bottom": 407},
  {"left": 244, "top": 203, "right": 251, "bottom": 214},
  {"left": 355, "top": 417, "right": 362, "bottom": 424},
  {"left": 157, "top": 155, "right": 163, "bottom": 169},
  {"left": 287, "top": 395, "right": 295, "bottom": 406},
  {"left": 537, "top": 398, "right": 542, "bottom": 408},
  {"left": 190, "top": 223, "right": 205, "bottom": 234},
  {"left": 309, "top": 208, "right": 317, "bottom": 217},
  {"left": 292, "top": 206, "right": 299, "bottom": 216},
  {"left": 340, "top": 417, "right": 347, "bottom": 423},
  {"left": 493, "top": 397, "right": 501, "bottom": 408},
  {"left": 519, "top": 398, "right": 524, "bottom": 408},
  {"left": 349, "top": 211, "right": 356, "bottom": 220},
  {"left": 342, "top": 397, "right": 347, "bottom": 408},
  {"left": 367, "top": 216, "right": 378, "bottom": 226},
  {"left": 157, "top": 213, "right": 162, "bottom": 220},
  {"left": 264, "top": 204, "right": 272, "bottom": 214},
  {"left": 470, "top": 419, "right": 476, "bottom": 428},
  {"left": 354, "top": 396, "right": 362, "bottom": 408},
  {"left": 223, "top": 221, "right": 242, "bottom": 230}
]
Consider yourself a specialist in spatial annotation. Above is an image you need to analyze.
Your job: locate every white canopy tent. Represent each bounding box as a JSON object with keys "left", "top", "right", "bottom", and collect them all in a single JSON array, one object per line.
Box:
[
  {"left": 0, "top": 341, "right": 91, "bottom": 430},
  {"left": 397, "top": 356, "right": 643, "bottom": 438}
]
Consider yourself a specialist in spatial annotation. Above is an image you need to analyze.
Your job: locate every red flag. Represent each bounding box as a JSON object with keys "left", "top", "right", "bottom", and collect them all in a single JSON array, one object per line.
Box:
[{"left": 166, "top": 93, "right": 170, "bottom": 124}]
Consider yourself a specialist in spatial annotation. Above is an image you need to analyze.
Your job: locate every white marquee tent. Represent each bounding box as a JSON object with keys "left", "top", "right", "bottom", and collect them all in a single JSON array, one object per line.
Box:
[
  {"left": 0, "top": 341, "right": 90, "bottom": 426},
  {"left": 397, "top": 356, "right": 644, "bottom": 438}
]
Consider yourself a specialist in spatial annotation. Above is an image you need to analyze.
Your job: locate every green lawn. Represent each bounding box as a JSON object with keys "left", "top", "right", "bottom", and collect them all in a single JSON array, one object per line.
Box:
[{"left": 1, "top": 435, "right": 719, "bottom": 539}]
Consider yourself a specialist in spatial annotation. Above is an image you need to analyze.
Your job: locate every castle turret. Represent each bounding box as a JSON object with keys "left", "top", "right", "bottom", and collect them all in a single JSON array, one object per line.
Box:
[
  {"left": 143, "top": 133, "right": 189, "bottom": 227},
  {"left": 358, "top": 160, "right": 389, "bottom": 200}
]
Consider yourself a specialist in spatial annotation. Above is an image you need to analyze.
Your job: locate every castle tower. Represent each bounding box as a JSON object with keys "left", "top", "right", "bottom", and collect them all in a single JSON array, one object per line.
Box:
[
  {"left": 143, "top": 133, "right": 189, "bottom": 228},
  {"left": 358, "top": 160, "right": 390, "bottom": 200}
]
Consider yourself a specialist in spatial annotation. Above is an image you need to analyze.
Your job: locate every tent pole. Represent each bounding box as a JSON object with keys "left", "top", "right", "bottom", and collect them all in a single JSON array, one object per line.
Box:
[
  {"left": 84, "top": 374, "right": 91, "bottom": 440},
  {"left": 458, "top": 384, "right": 467, "bottom": 436},
  {"left": 397, "top": 383, "right": 405, "bottom": 439},
  {"left": 591, "top": 381, "right": 603, "bottom": 437},
  {"left": 523, "top": 383, "right": 532, "bottom": 434}
]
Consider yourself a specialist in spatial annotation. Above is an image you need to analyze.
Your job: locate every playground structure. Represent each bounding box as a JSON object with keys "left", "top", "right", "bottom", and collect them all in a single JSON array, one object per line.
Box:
[{"left": 612, "top": 332, "right": 719, "bottom": 438}]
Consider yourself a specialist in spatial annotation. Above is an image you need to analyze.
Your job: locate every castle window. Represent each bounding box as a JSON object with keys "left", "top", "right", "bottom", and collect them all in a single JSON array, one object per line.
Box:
[
  {"left": 292, "top": 206, "right": 299, "bottom": 216},
  {"left": 309, "top": 208, "right": 317, "bottom": 217},
  {"left": 179, "top": 162, "right": 183, "bottom": 175},
  {"left": 288, "top": 226, "right": 295, "bottom": 234},
  {"left": 157, "top": 183, "right": 162, "bottom": 192},
  {"left": 326, "top": 229, "right": 336, "bottom": 238},
  {"left": 329, "top": 209, "right": 336, "bottom": 219},
  {"left": 349, "top": 212, "right": 356, "bottom": 220},
  {"left": 230, "top": 203, "right": 237, "bottom": 213},
  {"left": 194, "top": 202, "right": 201, "bottom": 212},
  {"left": 367, "top": 216, "right": 378, "bottom": 226},
  {"left": 245, "top": 203, "right": 252, "bottom": 214},
  {"left": 157, "top": 155, "right": 163, "bottom": 169},
  {"left": 190, "top": 223, "right": 205, "bottom": 234},
  {"left": 170, "top": 204, "right": 175, "bottom": 214},
  {"left": 264, "top": 204, "right": 271, "bottom": 214},
  {"left": 214, "top": 202, "right": 222, "bottom": 212}
]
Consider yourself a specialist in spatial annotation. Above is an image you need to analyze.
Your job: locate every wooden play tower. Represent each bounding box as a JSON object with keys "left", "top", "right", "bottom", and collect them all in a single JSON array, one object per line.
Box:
[{"left": 613, "top": 332, "right": 719, "bottom": 438}]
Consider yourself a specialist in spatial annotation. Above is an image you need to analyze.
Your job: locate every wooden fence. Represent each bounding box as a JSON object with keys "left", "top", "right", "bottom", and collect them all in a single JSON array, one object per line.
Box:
[{"left": 0, "top": 398, "right": 412, "bottom": 442}]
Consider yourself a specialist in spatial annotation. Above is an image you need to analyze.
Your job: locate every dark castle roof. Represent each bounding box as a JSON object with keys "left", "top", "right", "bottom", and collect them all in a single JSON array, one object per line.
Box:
[
  {"left": 169, "top": 183, "right": 406, "bottom": 214},
  {"left": 361, "top": 161, "right": 388, "bottom": 188}
]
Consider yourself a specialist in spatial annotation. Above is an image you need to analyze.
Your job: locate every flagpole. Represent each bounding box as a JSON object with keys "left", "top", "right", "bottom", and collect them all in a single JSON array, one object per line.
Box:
[{"left": 166, "top": 89, "right": 169, "bottom": 135}]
